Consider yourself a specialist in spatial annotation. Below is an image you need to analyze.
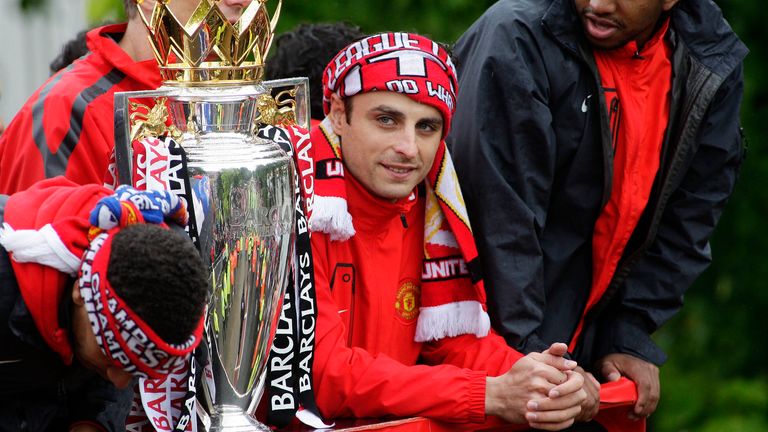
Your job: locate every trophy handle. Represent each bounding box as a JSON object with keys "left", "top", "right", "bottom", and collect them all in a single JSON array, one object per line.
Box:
[
  {"left": 113, "top": 88, "right": 176, "bottom": 186},
  {"left": 258, "top": 77, "right": 310, "bottom": 130}
]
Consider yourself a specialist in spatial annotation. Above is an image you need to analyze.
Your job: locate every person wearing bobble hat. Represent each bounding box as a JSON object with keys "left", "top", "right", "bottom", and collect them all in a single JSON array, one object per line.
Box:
[
  {"left": 0, "top": 178, "right": 208, "bottom": 432},
  {"left": 297, "top": 32, "right": 587, "bottom": 430}
]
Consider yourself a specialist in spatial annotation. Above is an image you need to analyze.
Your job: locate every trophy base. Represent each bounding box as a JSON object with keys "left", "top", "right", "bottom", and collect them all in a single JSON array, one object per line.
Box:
[{"left": 208, "top": 406, "right": 271, "bottom": 432}]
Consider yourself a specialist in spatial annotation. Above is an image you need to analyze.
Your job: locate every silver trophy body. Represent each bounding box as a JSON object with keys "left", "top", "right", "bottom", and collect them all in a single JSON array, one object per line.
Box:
[
  {"left": 114, "top": 79, "right": 308, "bottom": 431},
  {"left": 116, "top": 1, "right": 307, "bottom": 429},
  {"left": 173, "top": 85, "right": 294, "bottom": 431}
]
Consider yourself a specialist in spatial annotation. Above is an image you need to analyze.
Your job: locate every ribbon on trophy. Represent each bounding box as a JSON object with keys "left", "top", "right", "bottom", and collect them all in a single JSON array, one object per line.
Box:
[
  {"left": 259, "top": 124, "right": 328, "bottom": 428},
  {"left": 110, "top": 135, "right": 199, "bottom": 432},
  {"left": 112, "top": 123, "right": 325, "bottom": 430}
]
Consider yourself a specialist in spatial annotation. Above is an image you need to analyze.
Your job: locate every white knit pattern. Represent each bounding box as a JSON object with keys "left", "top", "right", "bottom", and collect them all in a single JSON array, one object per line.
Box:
[
  {"left": 0, "top": 223, "right": 81, "bottom": 275},
  {"left": 414, "top": 300, "right": 491, "bottom": 342},
  {"left": 309, "top": 195, "right": 356, "bottom": 241}
]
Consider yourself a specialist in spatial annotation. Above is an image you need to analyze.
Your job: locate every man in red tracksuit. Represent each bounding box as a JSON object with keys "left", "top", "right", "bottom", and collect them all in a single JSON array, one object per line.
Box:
[
  {"left": 302, "top": 32, "right": 587, "bottom": 430},
  {"left": 0, "top": 0, "right": 252, "bottom": 194}
]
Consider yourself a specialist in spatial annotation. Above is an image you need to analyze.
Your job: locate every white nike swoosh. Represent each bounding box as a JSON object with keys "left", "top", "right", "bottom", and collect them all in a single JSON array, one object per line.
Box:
[
  {"left": 0, "top": 359, "right": 22, "bottom": 365},
  {"left": 337, "top": 309, "right": 349, "bottom": 314},
  {"left": 581, "top": 94, "right": 593, "bottom": 113}
]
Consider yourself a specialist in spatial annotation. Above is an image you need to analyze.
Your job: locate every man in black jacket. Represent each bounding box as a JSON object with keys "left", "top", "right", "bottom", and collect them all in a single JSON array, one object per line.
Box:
[{"left": 448, "top": 0, "right": 747, "bottom": 427}]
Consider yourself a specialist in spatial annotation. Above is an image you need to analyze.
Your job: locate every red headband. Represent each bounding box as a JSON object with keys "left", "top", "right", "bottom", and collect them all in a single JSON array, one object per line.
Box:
[
  {"left": 78, "top": 186, "right": 201, "bottom": 379},
  {"left": 322, "top": 32, "right": 458, "bottom": 137},
  {"left": 78, "top": 230, "right": 204, "bottom": 379}
]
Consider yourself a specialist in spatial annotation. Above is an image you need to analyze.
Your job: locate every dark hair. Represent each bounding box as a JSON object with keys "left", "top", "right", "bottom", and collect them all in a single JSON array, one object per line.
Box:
[
  {"left": 107, "top": 224, "right": 208, "bottom": 345},
  {"left": 343, "top": 97, "right": 354, "bottom": 124},
  {"left": 265, "top": 22, "right": 365, "bottom": 120},
  {"left": 50, "top": 30, "right": 90, "bottom": 74}
]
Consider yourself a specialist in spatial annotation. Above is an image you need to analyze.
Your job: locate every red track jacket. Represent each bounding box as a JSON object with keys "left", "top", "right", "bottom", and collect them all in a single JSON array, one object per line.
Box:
[
  {"left": 311, "top": 173, "right": 524, "bottom": 424},
  {"left": 0, "top": 24, "right": 161, "bottom": 194}
]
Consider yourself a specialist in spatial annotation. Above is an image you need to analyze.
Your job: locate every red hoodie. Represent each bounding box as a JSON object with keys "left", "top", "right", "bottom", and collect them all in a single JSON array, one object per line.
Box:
[
  {"left": 0, "top": 24, "right": 161, "bottom": 194},
  {"left": 3, "top": 177, "right": 111, "bottom": 363},
  {"left": 311, "top": 172, "right": 524, "bottom": 424}
]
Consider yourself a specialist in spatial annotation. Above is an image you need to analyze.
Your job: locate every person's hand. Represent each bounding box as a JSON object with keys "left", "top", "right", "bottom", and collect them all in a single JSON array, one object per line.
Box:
[
  {"left": 485, "top": 342, "right": 584, "bottom": 429},
  {"left": 599, "top": 353, "right": 659, "bottom": 420},
  {"left": 572, "top": 366, "right": 600, "bottom": 422},
  {"left": 525, "top": 370, "right": 586, "bottom": 430}
]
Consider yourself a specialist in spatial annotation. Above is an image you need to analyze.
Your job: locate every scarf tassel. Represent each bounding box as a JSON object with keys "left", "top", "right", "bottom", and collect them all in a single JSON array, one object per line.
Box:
[
  {"left": 414, "top": 300, "right": 491, "bottom": 342},
  {"left": 308, "top": 196, "right": 356, "bottom": 241}
]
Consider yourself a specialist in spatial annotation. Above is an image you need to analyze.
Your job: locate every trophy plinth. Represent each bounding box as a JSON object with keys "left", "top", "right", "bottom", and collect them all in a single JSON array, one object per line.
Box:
[{"left": 208, "top": 406, "right": 272, "bottom": 432}]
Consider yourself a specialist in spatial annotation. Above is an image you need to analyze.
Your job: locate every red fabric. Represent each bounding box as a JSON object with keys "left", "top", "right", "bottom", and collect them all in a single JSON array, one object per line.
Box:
[
  {"left": 570, "top": 20, "right": 672, "bottom": 348},
  {"left": 322, "top": 32, "right": 458, "bottom": 138},
  {"left": 312, "top": 172, "right": 522, "bottom": 424},
  {"left": 595, "top": 378, "right": 646, "bottom": 432},
  {"left": 3, "top": 177, "right": 113, "bottom": 363},
  {"left": 0, "top": 24, "right": 161, "bottom": 194},
  {"left": 309, "top": 120, "right": 488, "bottom": 320}
]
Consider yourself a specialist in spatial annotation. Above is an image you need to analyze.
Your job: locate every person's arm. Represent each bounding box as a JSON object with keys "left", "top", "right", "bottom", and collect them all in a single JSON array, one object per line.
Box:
[
  {"left": 420, "top": 329, "right": 521, "bottom": 374},
  {"left": 595, "top": 63, "right": 746, "bottom": 417},
  {"left": 423, "top": 334, "right": 587, "bottom": 430},
  {"left": 448, "top": 17, "right": 557, "bottom": 355},
  {"left": 311, "top": 237, "right": 487, "bottom": 423},
  {"left": 0, "top": 73, "right": 113, "bottom": 195}
]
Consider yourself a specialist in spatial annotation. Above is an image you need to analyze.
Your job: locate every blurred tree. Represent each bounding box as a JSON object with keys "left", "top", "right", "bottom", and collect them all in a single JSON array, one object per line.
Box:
[
  {"left": 82, "top": 0, "right": 495, "bottom": 43},
  {"left": 17, "top": 0, "right": 45, "bottom": 12},
  {"left": 653, "top": 0, "right": 768, "bottom": 430},
  {"left": 86, "top": 0, "right": 124, "bottom": 24}
]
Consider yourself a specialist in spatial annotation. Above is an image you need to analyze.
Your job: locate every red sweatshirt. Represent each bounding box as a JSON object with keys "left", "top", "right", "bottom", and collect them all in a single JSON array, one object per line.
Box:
[
  {"left": 571, "top": 20, "right": 673, "bottom": 346},
  {"left": 311, "top": 173, "right": 523, "bottom": 424},
  {"left": 3, "top": 177, "right": 111, "bottom": 363},
  {"left": 0, "top": 24, "right": 161, "bottom": 194}
]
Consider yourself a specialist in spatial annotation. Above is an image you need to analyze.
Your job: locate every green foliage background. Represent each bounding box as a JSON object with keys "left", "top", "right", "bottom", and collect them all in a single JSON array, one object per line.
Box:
[{"left": 20, "top": 0, "right": 765, "bottom": 429}]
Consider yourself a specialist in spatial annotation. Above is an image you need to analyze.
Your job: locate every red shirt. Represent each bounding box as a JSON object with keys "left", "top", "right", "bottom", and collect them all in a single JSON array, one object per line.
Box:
[
  {"left": 311, "top": 173, "right": 523, "bottom": 423},
  {"left": 572, "top": 20, "right": 672, "bottom": 346},
  {"left": 3, "top": 177, "right": 112, "bottom": 363},
  {"left": 0, "top": 24, "right": 161, "bottom": 194}
]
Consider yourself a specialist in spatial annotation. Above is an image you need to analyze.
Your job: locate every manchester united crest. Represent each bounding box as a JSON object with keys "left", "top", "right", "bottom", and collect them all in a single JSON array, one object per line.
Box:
[{"left": 395, "top": 280, "right": 421, "bottom": 321}]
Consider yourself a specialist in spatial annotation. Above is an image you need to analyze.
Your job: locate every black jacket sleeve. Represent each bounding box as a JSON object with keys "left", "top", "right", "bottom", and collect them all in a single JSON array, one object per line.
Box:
[
  {"left": 449, "top": 15, "right": 557, "bottom": 355},
  {"left": 596, "top": 64, "right": 746, "bottom": 365}
]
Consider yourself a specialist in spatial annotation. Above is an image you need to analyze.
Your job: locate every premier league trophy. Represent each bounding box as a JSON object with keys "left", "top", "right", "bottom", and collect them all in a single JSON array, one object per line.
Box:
[{"left": 112, "top": 1, "right": 309, "bottom": 430}]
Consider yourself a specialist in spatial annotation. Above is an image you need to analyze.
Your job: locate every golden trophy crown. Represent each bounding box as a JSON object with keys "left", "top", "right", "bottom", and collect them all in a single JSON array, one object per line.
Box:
[{"left": 136, "top": 0, "right": 282, "bottom": 86}]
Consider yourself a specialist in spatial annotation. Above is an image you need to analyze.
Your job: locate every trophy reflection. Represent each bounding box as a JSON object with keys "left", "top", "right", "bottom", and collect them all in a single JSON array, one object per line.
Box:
[{"left": 114, "top": 1, "right": 309, "bottom": 430}]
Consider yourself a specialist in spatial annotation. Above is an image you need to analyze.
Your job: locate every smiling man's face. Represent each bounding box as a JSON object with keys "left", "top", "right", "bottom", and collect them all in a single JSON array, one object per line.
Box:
[{"left": 329, "top": 92, "right": 444, "bottom": 202}]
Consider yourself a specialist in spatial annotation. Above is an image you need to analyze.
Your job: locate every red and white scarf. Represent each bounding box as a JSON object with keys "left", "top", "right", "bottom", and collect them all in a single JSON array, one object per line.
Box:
[{"left": 310, "top": 32, "right": 490, "bottom": 342}]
